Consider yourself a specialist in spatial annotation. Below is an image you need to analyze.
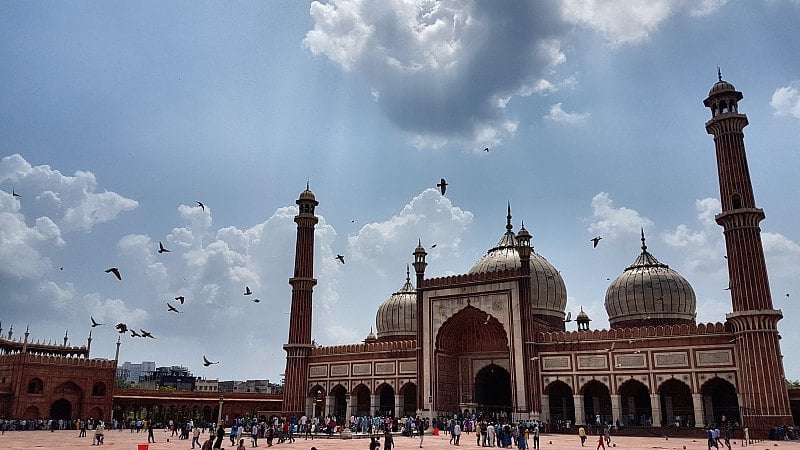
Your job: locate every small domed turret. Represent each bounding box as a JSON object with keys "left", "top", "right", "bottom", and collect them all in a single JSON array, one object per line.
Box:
[{"left": 375, "top": 266, "right": 417, "bottom": 341}]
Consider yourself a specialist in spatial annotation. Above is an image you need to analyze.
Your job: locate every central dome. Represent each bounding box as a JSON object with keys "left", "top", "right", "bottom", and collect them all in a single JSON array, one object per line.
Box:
[{"left": 468, "top": 207, "right": 567, "bottom": 320}]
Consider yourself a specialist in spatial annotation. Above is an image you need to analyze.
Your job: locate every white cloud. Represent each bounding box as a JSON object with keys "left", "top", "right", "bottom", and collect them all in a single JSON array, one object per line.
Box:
[
  {"left": 588, "top": 192, "right": 653, "bottom": 240},
  {"left": 0, "top": 190, "right": 64, "bottom": 280},
  {"left": 0, "top": 154, "right": 138, "bottom": 232},
  {"left": 88, "top": 295, "right": 149, "bottom": 327},
  {"left": 561, "top": 0, "right": 727, "bottom": 45},
  {"left": 762, "top": 232, "right": 800, "bottom": 278},
  {"left": 325, "top": 324, "right": 361, "bottom": 345},
  {"left": 347, "top": 188, "right": 473, "bottom": 275},
  {"left": 771, "top": 83, "right": 800, "bottom": 120},
  {"left": 544, "top": 102, "right": 590, "bottom": 124},
  {"left": 304, "top": 1, "right": 569, "bottom": 149}
]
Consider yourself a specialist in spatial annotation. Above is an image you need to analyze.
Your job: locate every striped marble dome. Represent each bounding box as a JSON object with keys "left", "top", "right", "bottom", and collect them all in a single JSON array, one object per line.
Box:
[
  {"left": 605, "top": 231, "right": 696, "bottom": 327},
  {"left": 375, "top": 267, "right": 416, "bottom": 340}
]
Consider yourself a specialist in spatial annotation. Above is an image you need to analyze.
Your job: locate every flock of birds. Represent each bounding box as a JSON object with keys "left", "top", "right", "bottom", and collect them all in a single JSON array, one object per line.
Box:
[{"left": 82, "top": 200, "right": 260, "bottom": 370}]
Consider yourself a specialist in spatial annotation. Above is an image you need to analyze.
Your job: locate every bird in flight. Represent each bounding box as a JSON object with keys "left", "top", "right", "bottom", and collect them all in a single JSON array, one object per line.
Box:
[
  {"left": 350, "top": 219, "right": 355, "bottom": 223},
  {"left": 484, "top": 147, "right": 489, "bottom": 152},
  {"left": 130, "top": 329, "right": 141, "bottom": 338},
  {"left": 115, "top": 323, "right": 128, "bottom": 334},
  {"left": 563, "top": 311, "right": 572, "bottom": 322},
  {"left": 140, "top": 329, "right": 155, "bottom": 339},
  {"left": 786, "top": 293, "right": 791, "bottom": 298},
  {"left": 12, "top": 187, "right": 20, "bottom": 197},
  {"left": 336, "top": 254, "right": 345, "bottom": 264},
  {"left": 437, "top": 178, "right": 448, "bottom": 195},
  {"left": 203, "top": 356, "right": 219, "bottom": 367},
  {"left": 105, "top": 267, "right": 122, "bottom": 281},
  {"left": 90, "top": 316, "right": 104, "bottom": 327},
  {"left": 197, "top": 201, "right": 205, "bottom": 211},
  {"left": 252, "top": 298, "right": 261, "bottom": 304},
  {"left": 158, "top": 241, "right": 170, "bottom": 254},
  {"left": 431, "top": 244, "right": 437, "bottom": 248},
  {"left": 590, "top": 236, "right": 602, "bottom": 248},
  {"left": 167, "top": 302, "right": 182, "bottom": 313},
  {"left": 723, "top": 285, "right": 731, "bottom": 291},
  {"left": 244, "top": 286, "right": 252, "bottom": 296},
  {"left": 175, "top": 295, "right": 185, "bottom": 304}
]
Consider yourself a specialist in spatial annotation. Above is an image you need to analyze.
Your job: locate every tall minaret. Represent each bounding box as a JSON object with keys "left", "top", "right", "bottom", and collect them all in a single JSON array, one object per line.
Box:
[
  {"left": 704, "top": 72, "right": 792, "bottom": 427},
  {"left": 412, "top": 239, "right": 427, "bottom": 414},
  {"left": 282, "top": 184, "right": 319, "bottom": 417}
]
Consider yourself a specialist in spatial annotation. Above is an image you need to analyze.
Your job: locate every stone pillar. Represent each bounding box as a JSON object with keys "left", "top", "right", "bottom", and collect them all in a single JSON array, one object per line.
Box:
[
  {"left": 305, "top": 397, "right": 313, "bottom": 417},
  {"left": 610, "top": 394, "right": 621, "bottom": 426},
  {"left": 325, "top": 396, "right": 333, "bottom": 417},
  {"left": 692, "top": 394, "right": 704, "bottom": 428},
  {"left": 573, "top": 395, "right": 584, "bottom": 425},
  {"left": 371, "top": 395, "right": 379, "bottom": 416},
  {"left": 540, "top": 394, "right": 550, "bottom": 422},
  {"left": 347, "top": 394, "right": 356, "bottom": 418},
  {"left": 394, "top": 395, "right": 402, "bottom": 418},
  {"left": 650, "top": 394, "right": 662, "bottom": 427}
]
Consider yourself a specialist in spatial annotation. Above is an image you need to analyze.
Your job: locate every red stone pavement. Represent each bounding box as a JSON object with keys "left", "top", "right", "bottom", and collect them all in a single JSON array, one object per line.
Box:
[{"left": 1, "top": 429, "right": 799, "bottom": 450}]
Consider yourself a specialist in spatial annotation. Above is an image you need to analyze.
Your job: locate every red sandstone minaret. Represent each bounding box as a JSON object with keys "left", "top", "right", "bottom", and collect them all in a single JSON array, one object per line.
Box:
[
  {"left": 704, "top": 71, "right": 792, "bottom": 427},
  {"left": 282, "top": 184, "right": 319, "bottom": 417},
  {"left": 413, "top": 239, "right": 427, "bottom": 414}
]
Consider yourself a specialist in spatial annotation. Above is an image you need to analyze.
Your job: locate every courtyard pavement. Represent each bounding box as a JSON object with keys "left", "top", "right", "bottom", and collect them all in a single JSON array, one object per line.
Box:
[{"left": 1, "top": 429, "right": 799, "bottom": 450}]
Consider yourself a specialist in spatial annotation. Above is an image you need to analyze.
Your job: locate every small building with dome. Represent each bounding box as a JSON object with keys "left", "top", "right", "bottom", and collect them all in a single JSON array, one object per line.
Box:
[{"left": 282, "top": 75, "right": 794, "bottom": 433}]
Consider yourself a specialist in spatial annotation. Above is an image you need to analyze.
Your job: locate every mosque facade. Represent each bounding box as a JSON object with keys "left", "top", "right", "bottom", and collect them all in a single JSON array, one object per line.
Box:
[{"left": 282, "top": 77, "right": 795, "bottom": 432}]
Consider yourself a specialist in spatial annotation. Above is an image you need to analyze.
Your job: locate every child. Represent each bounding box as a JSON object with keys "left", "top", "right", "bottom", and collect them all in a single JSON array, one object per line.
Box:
[
  {"left": 596, "top": 433, "right": 606, "bottom": 450},
  {"left": 236, "top": 438, "right": 247, "bottom": 450}
]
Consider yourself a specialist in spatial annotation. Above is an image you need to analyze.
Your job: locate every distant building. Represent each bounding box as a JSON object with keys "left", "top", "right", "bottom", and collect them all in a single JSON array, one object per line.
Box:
[
  {"left": 0, "top": 327, "right": 117, "bottom": 421},
  {"left": 195, "top": 378, "right": 219, "bottom": 392},
  {"left": 118, "top": 361, "right": 156, "bottom": 383}
]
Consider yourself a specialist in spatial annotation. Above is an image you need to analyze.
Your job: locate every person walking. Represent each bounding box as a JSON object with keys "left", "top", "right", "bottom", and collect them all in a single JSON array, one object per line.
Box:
[
  {"left": 147, "top": 421, "right": 155, "bottom": 443},
  {"left": 532, "top": 424, "right": 540, "bottom": 450},
  {"left": 453, "top": 421, "right": 461, "bottom": 446},
  {"left": 578, "top": 426, "right": 587, "bottom": 447},
  {"left": 192, "top": 425, "right": 201, "bottom": 449},
  {"left": 213, "top": 423, "right": 225, "bottom": 449},
  {"left": 596, "top": 433, "right": 606, "bottom": 450},
  {"left": 383, "top": 428, "right": 394, "bottom": 450},
  {"left": 418, "top": 418, "right": 425, "bottom": 448}
]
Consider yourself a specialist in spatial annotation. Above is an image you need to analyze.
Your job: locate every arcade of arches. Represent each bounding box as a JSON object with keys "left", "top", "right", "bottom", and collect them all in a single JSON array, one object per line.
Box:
[
  {"left": 543, "top": 377, "right": 739, "bottom": 427},
  {"left": 435, "top": 306, "right": 512, "bottom": 415},
  {"left": 308, "top": 382, "right": 418, "bottom": 420}
]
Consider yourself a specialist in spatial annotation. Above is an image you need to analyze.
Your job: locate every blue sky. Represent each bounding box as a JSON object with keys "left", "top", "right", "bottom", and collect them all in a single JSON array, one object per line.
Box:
[{"left": 1, "top": 1, "right": 799, "bottom": 383}]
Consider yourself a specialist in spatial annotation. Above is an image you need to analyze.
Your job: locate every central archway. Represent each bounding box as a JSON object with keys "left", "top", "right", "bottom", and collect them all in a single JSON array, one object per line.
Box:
[
  {"left": 434, "top": 305, "right": 510, "bottom": 413},
  {"left": 50, "top": 398, "right": 72, "bottom": 420},
  {"left": 475, "top": 364, "right": 512, "bottom": 413},
  {"left": 330, "top": 385, "right": 347, "bottom": 420},
  {"left": 618, "top": 379, "right": 652, "bottom": 426},
  {"left": 581, "top": 380, "right": 612, "bottom": 426},
  {"left": 377, "top": 383, "right": 395, "bottom": 417},
  {"left": 545, "top": 380, "right": 575, "bottom": 423}
]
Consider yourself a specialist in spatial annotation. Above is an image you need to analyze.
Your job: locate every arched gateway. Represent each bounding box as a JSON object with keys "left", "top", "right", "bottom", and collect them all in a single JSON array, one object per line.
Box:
[{"left": 435, "top": 305, "right": 511, "bottom": 414}]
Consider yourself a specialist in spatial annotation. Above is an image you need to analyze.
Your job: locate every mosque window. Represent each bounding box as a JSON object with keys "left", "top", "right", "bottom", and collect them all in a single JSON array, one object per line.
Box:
[
  {"left": 92, "top": 381, "right": 107, "bottom": 396},
  {"left": 732, "top": 194, "right": 742, "bottom": 210},
  {"left": 27, "top": 377, "right": 44, "bottom": 394}
]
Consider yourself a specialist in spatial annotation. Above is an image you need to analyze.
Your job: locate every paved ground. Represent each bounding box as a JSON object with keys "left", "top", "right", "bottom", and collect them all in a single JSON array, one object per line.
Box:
[{"left": 1, "top": 429, "right": 799, "bottom": 450}]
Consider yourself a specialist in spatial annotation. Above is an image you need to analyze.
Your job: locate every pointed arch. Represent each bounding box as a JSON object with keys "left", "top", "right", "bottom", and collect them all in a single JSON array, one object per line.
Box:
[
  {"left": 544, "top": 380, "right": 575, "bottom": 423},
  {"left": 618, "top": 379, "right": 651, "bottom": 426},
  {"left": 376, "top": 383, "right": 395, "bottom": 417},
  {"left": 352, "top": 383, "right": 371, "bottom": 416},
  {"left": 657, "top": 378, "right": 694, "bottom": 427},
  {"left": 27, "top": 377, "right": 44, "bottom": 394},
  {"left": 399, "top": 382, "right": 417, "bottom": 416},
  {"left": 580, "top": 379, "right": 612, "bottom": 425},
  {"left": 700, "top": 377, "right": 739, "bottom": 426}
]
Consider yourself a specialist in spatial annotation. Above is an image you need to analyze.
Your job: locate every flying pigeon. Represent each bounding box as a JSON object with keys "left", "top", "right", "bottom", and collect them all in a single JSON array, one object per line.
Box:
[
  {"left": 197, "top": 201, "right": 205, "bottom": 211},
  {"left": 130, "top": 329, "right": 141, "bottom": 338},
  {"left": 563, "top": 311, "right": 572, "bottom": 322},
  {"left": 244, "top": 286, "right": 252, "bottom": 296},
  {"left": 140, "top": 329, "right": 155, "bottom": 339},
  {"left": 115, "top": 323, "right": 128, "bottom": 334},
  {"left": 175, "top": 295, "right": 185, "bottom": 304},
  {"left": 203, "top": 356, "right": 219, "bottom": 367},
  {"left": 484, "top": 147, "right": 489, "bottom": 152},
  {"left": 590, "top": 236, "right": 602, "bottom": 248},
  {"left": 105, "top": 267, "right": 122, "bottom": 281},
  {"left": 167, "top": 302, "right": 182, "bottom": 313},
  {"left": 158, "top": 241, "right": 170, "bottom": 254},
  {"left": 431, "top": 244, "right": 437, "bottom": 248},
  {"left": 252, "top": 298, "right": 261, "bottom": 304},
  {"left": 12, "top": 187, "right": 20, "bottom": 197},
  {"left": 336, "top": 254, "right": 345, "bottom": 264},
  {"left": 437, "top": 178, "right": 448, "bottom": 195},
  {"left": 90, "top": 316, "right": 104, "bottom": 327}
]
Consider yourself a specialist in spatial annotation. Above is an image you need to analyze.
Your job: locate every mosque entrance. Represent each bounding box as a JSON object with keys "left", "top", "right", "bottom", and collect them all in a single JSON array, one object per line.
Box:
[
  {"left": 50, "top": 398, "right": 72, "bottom": 420},
  {"left": 475, "top": 364, "right": 512, "bottom": 413},
  {"left": 701, "top": 377, "right": 740, "bottom": 426},
  {"left": 618, "top": 379, "right": 652, "bottom": 426},
  {"left": 435, "top": 305, "right": 510, "bottom": 414},
  {"left": 659, "top": 379, "right": 694, "bottom": 427},
  {"left": 545, "top": 380, "right": 575, "bottom": 423}
]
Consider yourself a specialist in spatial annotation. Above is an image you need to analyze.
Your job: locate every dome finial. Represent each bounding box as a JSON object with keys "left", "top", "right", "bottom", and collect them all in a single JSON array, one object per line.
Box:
[
  {"left": 717, "top": 66, "right": 722, "bottom": 82},
  {"left": 406, "top": 264, "right": 410, "bottom": 283},
  {"left": 641, "top": 228, "right": 648, "bottom": 252},
  {"left": 306, "top": 179, "right": 310, "bottom": 191},
  {"left": 506, "top": 202, "right": 513, "bottom": 232}
]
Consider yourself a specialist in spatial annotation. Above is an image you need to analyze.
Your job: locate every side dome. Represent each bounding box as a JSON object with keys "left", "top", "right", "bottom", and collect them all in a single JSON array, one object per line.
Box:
[
  {"left": 468, "top": 207, "right": 567, "bottom": 322},
  {"left": 605, "top": 231, "right": 696, "bottom": 328},
  {"left": 375, "top": 267, "right": 416, "bottom": 341}
]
